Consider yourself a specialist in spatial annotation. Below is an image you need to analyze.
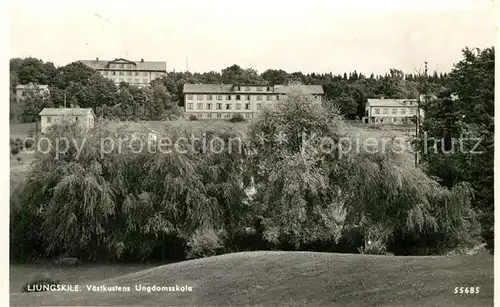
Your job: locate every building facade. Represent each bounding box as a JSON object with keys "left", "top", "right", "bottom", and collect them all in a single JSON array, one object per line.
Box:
[
  {"left": 183, "top": 84, "right": 324, "bottom": 120},
  {"left": 39, "top": 107, "right": 95, "bottom": 134},
  {"left": 80, "top": 58, "right": 167, "bottom": 87},
  {"left": 364, "top": 98, "right": 424, "bottom": 124},
  {"left": 15, "top": 83, "right": 50, "bottom": 104}
]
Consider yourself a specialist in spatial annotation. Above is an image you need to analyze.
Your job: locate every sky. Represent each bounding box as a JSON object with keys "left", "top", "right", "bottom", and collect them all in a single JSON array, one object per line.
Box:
[{"left": 9, "top": 0, "right": 498, "bottom": 75}]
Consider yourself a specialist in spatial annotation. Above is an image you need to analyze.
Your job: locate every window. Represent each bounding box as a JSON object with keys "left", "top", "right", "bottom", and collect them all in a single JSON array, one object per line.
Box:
[
  {"left": 121, "top": 64, "right": 125, "bottom": 68},
  {"left": 207, "top": 95, "right": 213, "bottom": 100},
  {"left": 236, "top": 104, "right": 241, "bottom": 110},
  {"left": 216, "top": 103, "right": 222, "bottom": 110},
  {"left": 224, "top": 113, "right": 231, "bottom": 119},
  {"left": 187, "top": 103, "right": 193, "bottom": 110},
  {"left": 401, "top": 108, "right": 407, "bottom": 115},
  {"left": 256, "top": 103, "right": 262, "bottom": 110},
  {"left": 197, "top": 103, "right": 203, "bottom": 109},
  {"left": 46, "top": 116, "right": 52, "bottom": 123},
  {"left": 216, "top": 95, "right": 222, "bottom": 100},
  {"left": 207, "top": 103, "right": 212, "bottom": 110},
  {"left": 266, "top": 95, "right": 271, "bottom": 101},
  {"left": 226, "top": 104, "right": 231, "bottom": 110},
  {"left": 143, "top": 72, "right": 147, "bottom": 76},
  {"left": 245, "top": 114, "right": 251, "bottom": 119},
  {"left": 207, "top": 113, "right": 212, "bottom": 119},
  {"left": 127, "top": 78, "right": 132, "bottom": 83},
  {"left": 143, "top": 79, "right": 147, "bottom": 83},
  {"left": 227, "top": 95, "right": 232, "bottom": 100},
  {"left": 197, "top": 95, "right": 204, "bottom": 100},
  {"left": 112, "top": 71, "right": 116, "bottom": 75},
  {"left": 411, "top": 109, "right": 416, "bottom": 114},
  {"left": 257, "top": 95, "right": 262, "bottom": 100},
  {"left": 217, "top": 113, "right": 222, "bottom": 118},
  {"left": 187, "top": 94, "right": 193, "bottom": 100},
  {"left": 276, "top": 95, "right": 280, "bottom": 100},
  {"left": 257, "top": 87, "right": 262, "bottom": 92},
  {"left": 135, "top": 71, "right": 139, "bottom": 76},
  {"left": 391, "top": 108, "right": 397, "bottom": 114},
  {"left": 375, "top": 108, "right": 380, "bottom": 114},
  {"left": 75, "top": 117, "right": 79, "bottom": 122},
  {"left": 267, "top": 86, "right": 271, "bottom": 91},
  {"left": 246, "top": 95, "right": 251, "bottom": 100},
  {"left": 245, "top": 87, "right": 251, "bottom": 91},
  {"left": 127, "top": 71, "right": 132, "bottom": 76},
  {"left": 236, "top": 95, "right": 241, "bottom": 100},
  {"left": 245, "top": 103, "right": 250, "bottom": 110},
  {"left": 119, "top": 71, "right": 123, "bottom": 76},
  {"left": 383, "top": 108, "right": 389, "bottom": 114}
]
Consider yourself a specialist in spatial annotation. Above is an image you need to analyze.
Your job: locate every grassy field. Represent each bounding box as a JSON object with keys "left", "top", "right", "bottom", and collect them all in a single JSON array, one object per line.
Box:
[{"left": 10, "top": 250, "right": 493, "bottom": 307}]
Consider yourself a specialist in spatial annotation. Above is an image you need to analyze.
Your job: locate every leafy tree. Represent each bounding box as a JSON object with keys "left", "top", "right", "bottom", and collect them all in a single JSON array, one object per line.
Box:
[
  {"left": 262, "top": 69, "right": 290, "bottom": 85},
  {"left": 420, "top": 47, "right": 494, "bottom": 252}
]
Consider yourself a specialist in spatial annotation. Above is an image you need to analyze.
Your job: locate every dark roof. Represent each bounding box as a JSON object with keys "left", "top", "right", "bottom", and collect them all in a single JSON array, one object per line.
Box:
[
  {"left": 39, "top": 108, "right": 94, "bottom": 116},
  {"left": 80, "top": 58, "right": 166, "bottom": 72},
  {"left": 183, "top": 84, "right": 324, "bottom": 94}
]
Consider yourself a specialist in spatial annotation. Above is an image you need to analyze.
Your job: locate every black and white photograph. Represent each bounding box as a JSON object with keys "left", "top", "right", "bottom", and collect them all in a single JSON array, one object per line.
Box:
[{"left": 6, "top": 0, "right": 496, "bottom": 306}]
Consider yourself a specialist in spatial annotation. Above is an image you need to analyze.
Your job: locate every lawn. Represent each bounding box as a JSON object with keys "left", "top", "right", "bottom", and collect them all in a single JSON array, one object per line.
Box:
[{"left": 10, "top": 250, "right": 493, "bottom": 307}]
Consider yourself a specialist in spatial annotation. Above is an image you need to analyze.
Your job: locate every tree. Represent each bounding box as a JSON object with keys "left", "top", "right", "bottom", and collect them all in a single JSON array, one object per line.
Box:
[
  {"left": 247, "top": 84, "right": 479, "bottom": 253},
  {"left": 262, "top": 69, "right": 290, "bottom": 85},
  {"left": 420, "top": 47, "right": 494, "bottom": 252},
  {"left": 221, "top": 65, "right": 265, "bottom": 84}
]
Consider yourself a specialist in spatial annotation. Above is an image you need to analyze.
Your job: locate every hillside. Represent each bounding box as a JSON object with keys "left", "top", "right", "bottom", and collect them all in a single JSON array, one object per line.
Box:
[{"left": 11, "top": 251, "right": 493, "bottom": 307}]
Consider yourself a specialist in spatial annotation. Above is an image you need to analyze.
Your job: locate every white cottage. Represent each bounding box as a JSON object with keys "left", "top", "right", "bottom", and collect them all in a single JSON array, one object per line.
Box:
[{"left": 39, "top": 107, "right": 96, "bottom": 133}]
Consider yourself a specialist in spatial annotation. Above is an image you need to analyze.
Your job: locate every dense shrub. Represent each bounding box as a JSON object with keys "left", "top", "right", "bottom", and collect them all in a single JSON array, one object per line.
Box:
[
  {"left": 24, "top": 138, "right": 34, "bottom": 149},
  {"left": 185, "top": 228, "right": 225, "bottom": 259},
  {"left": 358, "top": 240, "right": 387, "bottom": 255},
  {"left": 11, "top": 146, "right": 20, "bottom": 155},
  {"left": 188, "top": 114, "right": 198, "bottom": 121},
  {"left": 229, "top": 113, "right": 245, "bottom": 123}
]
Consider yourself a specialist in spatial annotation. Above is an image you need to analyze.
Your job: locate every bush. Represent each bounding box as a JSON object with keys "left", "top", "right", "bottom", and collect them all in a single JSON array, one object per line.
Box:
[
  {"left": 24, "top": 138, "right": 34, "bottom": 149},
  {"left": 358, "top": 240, "right": 387, "bottom": 255},
  {"left": 229, "top": 113, "right": 245, "bottom": 123},
  {"left": 22, "top": 278, "right": 60, "bottom": 292},
  {"left": 11, "top": 146, "right": 20, "bottom": 155},
  {"left": 188, "top": 115, "right": 198, "bottom": 121},
  {"left": 16, "top": 156, "right": 22, "bottom": 162},
  {"left": 185, "top": 229, "right": 225, "bottom": 260}
]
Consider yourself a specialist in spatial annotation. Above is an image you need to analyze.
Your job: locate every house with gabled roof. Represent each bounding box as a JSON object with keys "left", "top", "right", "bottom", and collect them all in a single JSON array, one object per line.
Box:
[
  {"left": 80, "top": 58, "right": 167, "bottom": 87},
  {"left": 39, "top": 107, "right": 96, "bottom": 134}
]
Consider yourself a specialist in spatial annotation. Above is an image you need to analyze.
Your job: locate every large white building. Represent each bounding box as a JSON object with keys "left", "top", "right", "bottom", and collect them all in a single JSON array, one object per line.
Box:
[
  {"left": 80, "top": 58, "right": 167, "bottom": 87},
  {"left": 183, "top": 84, "right": 324, "bottom": 120},
  {"left": 364, "top": 97, "right": 424, "bottom": 124}
]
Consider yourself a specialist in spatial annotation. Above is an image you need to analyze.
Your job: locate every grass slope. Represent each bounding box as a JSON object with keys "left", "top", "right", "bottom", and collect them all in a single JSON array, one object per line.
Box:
[{"left": 11, "top": 251, "right": 493, "bottom": 307}]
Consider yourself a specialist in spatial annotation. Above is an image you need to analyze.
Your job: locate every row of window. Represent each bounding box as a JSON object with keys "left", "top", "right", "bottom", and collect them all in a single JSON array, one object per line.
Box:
[
  {"left": 109, "top": 63, "right": 135, "bottom": 69},
  {"left": 186, "top": 102, "right": 263, "bottom": 111},
  {"left": 187, "top": 94, "right": 280, "bottom": 101},
  {"left": 188, "top": 113, "right": 254, "bottom": 119},
  {"left": 101, "top": 70, "right": 152, "bottom": 77},
  {"left": 112, "top": 78, "right": 149, "bottom": 84},
  {"left": 373, "top": 107, "right": 416, "bottom": 115},
  {"left": 234, "top": 86, "right": 272, "bottom": 92}
]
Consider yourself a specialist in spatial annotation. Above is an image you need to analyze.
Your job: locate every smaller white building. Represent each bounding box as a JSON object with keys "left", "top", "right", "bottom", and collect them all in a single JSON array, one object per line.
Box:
[
  {"left": 15, "top": 83, "right": 50, "bottom": 104},
  {"left": 364, "top": 98, "right": 424, "bottom": 124},
  {"left": 39, "top": 108, "right": 96, "bottom": 133}
]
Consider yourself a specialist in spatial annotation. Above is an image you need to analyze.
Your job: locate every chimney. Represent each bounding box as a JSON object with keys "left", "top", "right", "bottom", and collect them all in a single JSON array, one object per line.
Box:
[
  {"left": 96, "top": 57, "right": 99, "bottom": 61},
  {"left": 141, "top": 58, "right": 144, "bottom": 62}
]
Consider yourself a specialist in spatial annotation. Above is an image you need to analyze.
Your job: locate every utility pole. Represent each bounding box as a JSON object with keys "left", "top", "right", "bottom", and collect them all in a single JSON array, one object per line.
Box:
[{"left": 415, "top": 60, "right": 428, "bottom": 167}]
